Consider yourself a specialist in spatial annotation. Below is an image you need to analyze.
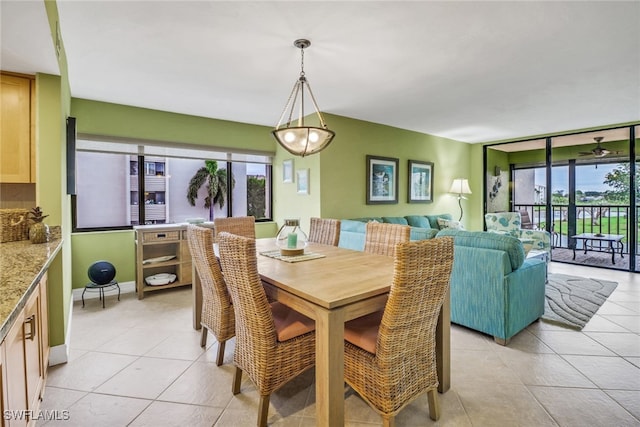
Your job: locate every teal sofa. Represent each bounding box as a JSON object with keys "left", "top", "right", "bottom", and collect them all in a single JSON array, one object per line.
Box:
[
  {"left": 338, "top": 214, "right": 452, "bottom": 251},
  {"left": 436, "top": 228, "right": 546, "bottom": 345}
]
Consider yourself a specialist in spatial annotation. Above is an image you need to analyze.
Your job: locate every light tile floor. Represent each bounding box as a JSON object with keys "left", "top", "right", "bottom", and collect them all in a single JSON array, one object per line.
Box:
[{"left": 40, "top": 262, "right": 640, "bottom": 426}]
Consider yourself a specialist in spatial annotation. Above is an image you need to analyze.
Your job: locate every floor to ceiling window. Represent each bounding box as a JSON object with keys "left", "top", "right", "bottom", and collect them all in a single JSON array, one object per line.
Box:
[{"left": 485, "top": 125, "right": 638, "bottom": 272}]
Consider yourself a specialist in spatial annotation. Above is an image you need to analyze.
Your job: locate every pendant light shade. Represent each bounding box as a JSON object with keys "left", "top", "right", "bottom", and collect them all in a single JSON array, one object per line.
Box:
[{"left": 272, "top": 39, "right": 335, "bottom": 157}]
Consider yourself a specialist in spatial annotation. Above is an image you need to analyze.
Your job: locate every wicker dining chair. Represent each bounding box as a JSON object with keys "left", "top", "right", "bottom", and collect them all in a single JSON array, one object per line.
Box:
[
  {"left": 214, "top": 216, "right": 256, "bottom": 240},
  {"left": 186, "top": 225, "right": 235, "bottom": 366},
  {"left": 364, "top": 222, "right": 411, "bottom": 257},
  {"left": 217, "top": 232, "right": 316, "bottom": 427},
  {"left": 308, "top": 217, "right": 341, "bottom": 246},
  {"left": 343, "top": 237, "right": 455, "bottom": 426}
]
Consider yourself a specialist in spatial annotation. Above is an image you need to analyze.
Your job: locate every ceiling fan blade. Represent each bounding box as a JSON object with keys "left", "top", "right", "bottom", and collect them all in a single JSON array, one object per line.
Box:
[{"left": 578, "top": 152, "right": 594, "bottom": 156}]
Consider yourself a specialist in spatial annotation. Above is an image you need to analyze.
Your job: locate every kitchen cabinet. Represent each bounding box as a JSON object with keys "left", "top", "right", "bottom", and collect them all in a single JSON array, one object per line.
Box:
[
  {"left": 0, "top": 275, "right": 48, "bottom": 427},
  {"left": 135, "top": 224, "right": 211, "bottom": 299},
  {"left": 1, "top": 341, "right": 7, "bottom": 427},
  {"left": 0, "top": 73, "right": 35, "bottom": 183}
]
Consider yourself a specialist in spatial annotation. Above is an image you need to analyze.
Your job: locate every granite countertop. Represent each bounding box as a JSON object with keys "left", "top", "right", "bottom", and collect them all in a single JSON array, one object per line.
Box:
[{"left": 0, "top": 227, "right": 63, "bottom": 343}]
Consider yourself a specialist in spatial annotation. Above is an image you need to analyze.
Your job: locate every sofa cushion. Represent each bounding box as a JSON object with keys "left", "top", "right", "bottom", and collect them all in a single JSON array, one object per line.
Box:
[
  {"left": 382, "top": 217, "right": 409, "bottom": 225},
  {"left": 437, "top": 218, "right": 465, "bottom": 230},
  {"left": 404, "top": 215, "right": 432, "bottom": 229},
  {"left": 350, "top": 217, "right": 384, "bottom": 223},
  {"left": 436, "top": 229, "right": 525, "bottom": 271},
  {"left": 426, "top": 213, "right": 452, "bottom": 229},
  {"left": 410, "top": 227, "right": 439, "bottom": 240},
  {"left": 338, "top": 220, "right": 367, "bottom": 251}
]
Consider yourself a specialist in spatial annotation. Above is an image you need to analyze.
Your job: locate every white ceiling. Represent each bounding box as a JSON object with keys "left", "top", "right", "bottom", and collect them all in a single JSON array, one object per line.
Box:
[{"left": 2, "top": 1, "right": 639, "bottom": 144}]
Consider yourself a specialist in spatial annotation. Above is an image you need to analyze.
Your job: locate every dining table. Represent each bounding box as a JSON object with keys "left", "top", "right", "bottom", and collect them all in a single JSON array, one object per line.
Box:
[{"left": 192, "top": 238, "right": 450, "bottom": 427}]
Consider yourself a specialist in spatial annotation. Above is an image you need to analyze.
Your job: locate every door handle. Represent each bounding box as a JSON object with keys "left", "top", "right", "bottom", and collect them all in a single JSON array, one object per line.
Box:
[{"left": 24, "top": 314, "right": 37, "bottom": 340}]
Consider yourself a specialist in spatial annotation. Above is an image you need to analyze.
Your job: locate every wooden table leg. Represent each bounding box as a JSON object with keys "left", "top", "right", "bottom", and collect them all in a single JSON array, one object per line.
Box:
[
  {"left": 315, "top": 307, "right": 346, "bottom": 426},
  {"left": 192, "top": 264, "right": 202, "bottom": 330},
  {"left": 436, "top": 288, "right": 451, "bottom": 393}
]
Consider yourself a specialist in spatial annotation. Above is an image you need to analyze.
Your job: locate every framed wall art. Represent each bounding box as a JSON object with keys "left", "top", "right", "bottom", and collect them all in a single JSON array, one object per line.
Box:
[
  {"left": 408, "top": 159, "right": 434, "bottom": 203},
  {"left": 366, "top": 155, "right": 398, "bottom": 204},
  {"left": 282, "top": 159, "right": 294, "bottom": 183},
  {"left": 296, "top": 169, "right": 309, "bottom": 194}
]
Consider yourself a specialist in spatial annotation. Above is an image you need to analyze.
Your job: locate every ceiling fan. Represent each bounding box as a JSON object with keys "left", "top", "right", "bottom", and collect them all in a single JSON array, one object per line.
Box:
[{"left": 578, "top": 136, "right": 618, "bottom": 158}]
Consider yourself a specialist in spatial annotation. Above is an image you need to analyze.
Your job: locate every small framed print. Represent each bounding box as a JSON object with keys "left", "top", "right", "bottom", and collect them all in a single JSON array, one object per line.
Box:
[
  {"left": 283, "top": 159, "right": 294, "bottom": 183},
  {"left": 366, "top": 155, "right": 398, "bottom": 204},
  {"left": 296, "top": 169, "right": 309, "bottom": 195},
  {"left": 408, "top": 160, "right": 434, "bottom": 203}
]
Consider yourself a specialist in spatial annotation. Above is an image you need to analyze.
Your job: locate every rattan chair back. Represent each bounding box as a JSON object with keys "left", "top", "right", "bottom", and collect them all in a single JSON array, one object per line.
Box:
[
  {"left": 214, "top": 216, "right": 256, "bottom": 241},
  {"left": 186, "top": 225, "right": 235, "bottom": 365},
  {"left": 217, "top": 232, "right": 316, "bottom": 427},
  {"left": 364, "top": 222, "right": 410, "bottom": 257},
  {"left": 308, "top": 217, "right": 341, "bottom": 246},
  {"left": 344, "top": 237, "right": 455, "bottom": 424}
]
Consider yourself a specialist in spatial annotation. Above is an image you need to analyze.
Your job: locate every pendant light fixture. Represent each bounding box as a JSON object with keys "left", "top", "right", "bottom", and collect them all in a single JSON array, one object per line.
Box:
[{"left": 272, "top": 39, "right": 335, "bottom": 157}]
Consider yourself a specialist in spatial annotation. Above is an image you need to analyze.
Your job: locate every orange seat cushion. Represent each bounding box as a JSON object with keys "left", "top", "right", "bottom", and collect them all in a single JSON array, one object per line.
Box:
[
  {"left": 344, "top": 310, "right": 383, "bottom": 354},
  {"left": 270, "top": 301, "right": 315, "bottom": 342}
]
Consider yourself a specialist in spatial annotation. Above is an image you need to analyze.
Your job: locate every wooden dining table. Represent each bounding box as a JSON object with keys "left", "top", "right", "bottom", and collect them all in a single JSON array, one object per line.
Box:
[{"left": 192, "top": 238, "right": 450, "bottom": 426}]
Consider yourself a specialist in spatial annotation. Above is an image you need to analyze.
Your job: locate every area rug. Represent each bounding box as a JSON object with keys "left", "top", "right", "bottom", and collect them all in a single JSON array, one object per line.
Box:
[{"left": 542, "top": 273, "right": 618, "bottom": 330}]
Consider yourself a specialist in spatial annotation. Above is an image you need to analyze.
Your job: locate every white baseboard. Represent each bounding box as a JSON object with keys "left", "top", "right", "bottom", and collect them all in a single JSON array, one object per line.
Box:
[
  {"left": 48, "top": 296, "right": 74, "bottom": 366},
  {"left": 71, "top": 281, "right": 136, "bottom": 302}
]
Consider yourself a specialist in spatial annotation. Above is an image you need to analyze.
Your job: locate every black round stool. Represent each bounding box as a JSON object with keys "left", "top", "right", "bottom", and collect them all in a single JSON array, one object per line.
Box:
[{"left": 83, "top": 261, "right": 120, "bottom": 308}]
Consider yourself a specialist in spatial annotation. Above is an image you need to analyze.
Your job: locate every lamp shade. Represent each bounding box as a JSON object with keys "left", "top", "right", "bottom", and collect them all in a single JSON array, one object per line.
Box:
[
  {"left": 450, "top": 178, "right": 472, "bottom": 195},
  {"left": 272, "top": 39, "right": 335, "bottom": 157},
  {"left": 272, "top": 126, "right": 335, "bottom": 157}
]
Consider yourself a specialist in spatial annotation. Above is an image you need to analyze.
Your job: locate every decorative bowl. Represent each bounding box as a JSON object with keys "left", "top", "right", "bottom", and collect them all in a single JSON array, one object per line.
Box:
[{"left": 145, "top": 273, "right": 177, "bottom": 286}]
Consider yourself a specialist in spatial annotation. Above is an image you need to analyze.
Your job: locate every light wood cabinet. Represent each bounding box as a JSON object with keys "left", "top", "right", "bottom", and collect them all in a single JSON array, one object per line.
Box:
[
  {"left": 1, "top": 340, "right": 6, "bottom": 427},
  {"left": 0, "top": 275, "right": 48, "bottom": 427},
  {"left": 135, "top": 225, "right": 211, "bottom": 299},
  {"left": 0, "top": 73, "right": 35, "bottom": 183},
  {"left": 2, "top": 308, "right": 28, "bottom": 427}
]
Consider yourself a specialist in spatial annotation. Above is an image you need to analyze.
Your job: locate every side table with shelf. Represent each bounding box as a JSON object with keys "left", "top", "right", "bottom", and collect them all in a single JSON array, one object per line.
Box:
[{"left": 134, "top": 223, "right": 213, "bottom": 299}]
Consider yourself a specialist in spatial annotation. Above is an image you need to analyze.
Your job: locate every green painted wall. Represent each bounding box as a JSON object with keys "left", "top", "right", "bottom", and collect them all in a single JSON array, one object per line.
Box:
[
  {"left": 72, "top": 98, "right": 274, "bottom": 152},
  {"left": 71, "top": 230, "right": 135, "bottom": 289},
  {"left": 272, "top": 147, "right": 321, "bottom": 235},
  {"left": 42, "top": 0, "right": 73, "bottom": 348},
  {"left": 317, "top": 114, "right": 477, "bottom": 229}
]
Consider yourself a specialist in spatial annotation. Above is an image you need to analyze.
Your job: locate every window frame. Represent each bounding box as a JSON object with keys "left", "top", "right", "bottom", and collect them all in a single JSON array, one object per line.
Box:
[{"left": 71, "top": 136, "right": 274, "bottom": 232}]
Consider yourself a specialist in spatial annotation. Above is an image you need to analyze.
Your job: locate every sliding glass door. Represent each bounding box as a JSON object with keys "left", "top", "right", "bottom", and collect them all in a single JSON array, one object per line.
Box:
[{"left": 484, "top": 125, "right": 638, "bottom": 272}]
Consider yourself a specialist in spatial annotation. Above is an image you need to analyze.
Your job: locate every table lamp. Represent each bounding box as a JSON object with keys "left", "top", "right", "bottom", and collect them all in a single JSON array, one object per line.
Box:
[{"left": 450, "top": 178, "right": 472, "bottom": 221}]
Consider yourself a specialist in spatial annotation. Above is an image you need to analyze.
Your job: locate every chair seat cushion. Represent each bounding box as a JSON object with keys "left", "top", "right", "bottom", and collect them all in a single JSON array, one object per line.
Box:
[
  {"left": 270, "top": 302, "right": 315, "bottom": 342},
  {"left": 344, "top": 310, "right": 384, "bottom": 354}
]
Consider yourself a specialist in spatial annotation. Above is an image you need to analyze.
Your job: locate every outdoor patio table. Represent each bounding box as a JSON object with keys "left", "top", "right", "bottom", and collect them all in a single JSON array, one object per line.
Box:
[
  {"left": 192, "top": 238, "right": 451, "bottom": 427},
  {"left": 571, "top": 233, "right": 625, "bottom": 265}
]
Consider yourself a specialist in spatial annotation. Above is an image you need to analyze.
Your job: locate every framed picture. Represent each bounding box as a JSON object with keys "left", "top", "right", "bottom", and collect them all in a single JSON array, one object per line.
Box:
[
  {"left": 296, "top": 169, "right": 309, "bottom": 194},
  {"left": 283, "top": 159, "right": 294, "bottom": 183},
  {"left": 366, "top": 155, "right": 399, "bottom": 204},
  {"left": 408, "top": 159, "right": 434, "bottom": 203}
]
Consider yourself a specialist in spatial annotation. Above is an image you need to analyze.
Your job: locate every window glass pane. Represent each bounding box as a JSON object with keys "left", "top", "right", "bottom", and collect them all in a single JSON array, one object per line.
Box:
[
  {"left": 76, "top": 151, "right": 135, "bottom": 228},
  {"left": 232, "top": 163, "right": 271, "bottom": 219},
  {"left": 169, "top": 158, "right": 229, "bottom": 223}
]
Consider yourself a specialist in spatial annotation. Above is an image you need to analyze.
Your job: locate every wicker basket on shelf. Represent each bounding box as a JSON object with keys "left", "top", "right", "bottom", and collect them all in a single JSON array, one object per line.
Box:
[{"left": 0, "top": 208, "right": 30, "bottom": 243}]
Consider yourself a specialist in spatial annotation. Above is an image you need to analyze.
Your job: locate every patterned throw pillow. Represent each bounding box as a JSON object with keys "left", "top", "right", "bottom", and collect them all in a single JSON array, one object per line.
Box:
[{"left": 437, "top": 218, "right": 465, "bottom": 230}]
